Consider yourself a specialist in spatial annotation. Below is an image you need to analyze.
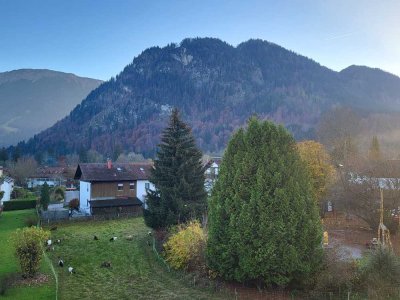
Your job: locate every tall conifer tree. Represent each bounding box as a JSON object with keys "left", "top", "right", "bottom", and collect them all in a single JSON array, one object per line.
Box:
[
  {"left": 207, "top": 118, "right": 322, "bottom": 287},
  {"left": 40, "top": 182, "right": 50, "bottom": 211},
  {"left": 144, "top": 108, "right": 207, "bottom": 229},
  {"left": 368, "top": 135, "right": 381, "bottom": 161}
]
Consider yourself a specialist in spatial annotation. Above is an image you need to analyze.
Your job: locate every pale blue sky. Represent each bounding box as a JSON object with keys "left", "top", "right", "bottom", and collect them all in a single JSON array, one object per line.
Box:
[{"left": 1, "top": 0, "right": 399, "bottom": 80}]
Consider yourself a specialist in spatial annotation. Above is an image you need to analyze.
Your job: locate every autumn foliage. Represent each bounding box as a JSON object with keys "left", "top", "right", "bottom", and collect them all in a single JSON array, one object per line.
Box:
[
  {"left": 297, "top": 140, "right": 336, "bottom": 205},
  {"left": 12, "top": 227, "right": 50, "bottom": 278},
  {"left": 163, "top": 221, "right": 206, "bottom": 272}
]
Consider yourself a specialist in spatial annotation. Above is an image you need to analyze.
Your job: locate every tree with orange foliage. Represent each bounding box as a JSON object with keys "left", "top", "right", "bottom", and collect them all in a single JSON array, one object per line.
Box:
[{"left": 297, "top": 140, "right": 336, "bottom": 209}]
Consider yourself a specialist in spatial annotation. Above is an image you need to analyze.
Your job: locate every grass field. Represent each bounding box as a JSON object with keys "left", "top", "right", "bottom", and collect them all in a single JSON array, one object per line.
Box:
[
  {"left": 46, "top": 217, "right": 228, "bottom": 300},
  {"left": 0, "top": 209, "right": 55, "bottom": 299}
]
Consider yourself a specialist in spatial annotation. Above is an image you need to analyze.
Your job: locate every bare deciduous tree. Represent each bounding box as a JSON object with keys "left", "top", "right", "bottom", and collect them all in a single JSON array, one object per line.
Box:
[{"left": 7, "top": 157, "right": 38, "bottom": 186}]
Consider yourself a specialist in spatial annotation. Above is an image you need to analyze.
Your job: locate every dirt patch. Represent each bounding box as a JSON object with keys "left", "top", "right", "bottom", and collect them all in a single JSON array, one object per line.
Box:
[
  {"left": 14, "top": 273, "right": 49, "bottom": 287},
  {"left": 323, "top": 212, "right": 400, "bottom": 256}
]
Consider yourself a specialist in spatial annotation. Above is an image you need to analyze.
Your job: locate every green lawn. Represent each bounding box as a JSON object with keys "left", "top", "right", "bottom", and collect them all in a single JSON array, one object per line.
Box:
[
  {"left": 46, "top": 217, "right": 228, "bottom": 300},
  {"left": 0, "top": 209, "right": 55, "bottom": 299}
]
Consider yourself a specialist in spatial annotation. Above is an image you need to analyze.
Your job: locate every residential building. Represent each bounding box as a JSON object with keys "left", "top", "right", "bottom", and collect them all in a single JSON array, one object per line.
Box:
[
  {"left": 204, "top": 157, "right": 221, "bottom": 193},
  {"left": 74, "top": 160, "right": 154, "bottom": 215},
  {"left": 27, "top": 167, "right": 69, "bottom": 188},
  {"left": 0, "top": 166, "right": 14, "bottom": 205}
]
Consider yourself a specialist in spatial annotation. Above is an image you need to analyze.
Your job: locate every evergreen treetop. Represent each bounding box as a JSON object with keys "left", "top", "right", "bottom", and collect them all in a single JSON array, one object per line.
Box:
[{"left": 144, "top": 108, "right": 207, "bottom": 229}]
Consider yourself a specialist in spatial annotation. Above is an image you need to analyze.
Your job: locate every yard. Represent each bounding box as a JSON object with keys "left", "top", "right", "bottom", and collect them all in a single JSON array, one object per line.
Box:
[
  {"left": 1, "top": 211, "right": 228, "bottom": 299},
  {"left": 0, "top": 209, "right": 55, "bottom": 299},
  {"left": 49, "top": 217, "right": 231, "bottom": 299},
  {"left": 3, "top": 210, "right": 388, "bottom": 299}
]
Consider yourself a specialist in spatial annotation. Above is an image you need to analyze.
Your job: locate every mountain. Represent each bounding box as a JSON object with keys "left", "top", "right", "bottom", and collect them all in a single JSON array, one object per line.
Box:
[
  {"left": 339, "top": 65, "right": 400, "bottom": 111},
  {"left": 18, "top": 38, "right": 400, "bottom": 157},
  {"left": 0, "top": 69, "right": 102, "bottom": 146}
]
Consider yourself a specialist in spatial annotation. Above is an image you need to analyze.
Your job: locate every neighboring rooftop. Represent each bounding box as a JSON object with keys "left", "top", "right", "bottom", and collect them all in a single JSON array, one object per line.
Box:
[
  {"left": 0, "top": 176, "right": 14, "bottom": 184},
  {"left": 74, "top": 162, "right": 153, "bottom": 182},
  {"left": 30, "top": 167, "right": 69, "bottom": 178}
]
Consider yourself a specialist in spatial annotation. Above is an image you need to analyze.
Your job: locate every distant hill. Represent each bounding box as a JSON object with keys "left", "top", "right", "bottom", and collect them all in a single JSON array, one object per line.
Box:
[
  {"left": 0, "top": 69, "right": 102, "bottom": 146},
  {"left": 18, "top": 38, "right": 400, "bottom": 157}
]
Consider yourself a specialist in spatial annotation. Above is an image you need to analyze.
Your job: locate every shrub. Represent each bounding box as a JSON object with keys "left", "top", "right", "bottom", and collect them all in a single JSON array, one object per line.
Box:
[
  {"left": 163, "top": 221, "right": 207, "bottom": 272},
  {"left": 12, "top": 227, "right": 50, "bottom": 278},
  {"left": 69, "top": 198, "right": 79, "bottom": 211},
  {"left": 12, "top": 187, "right": 35, "bottom": 200},
  {"left": 312, "top": 246, "right": 357, "bottom": 293},
  {"left": 54, "top": 186, "right": 65, "bottom": 200},
  {"left": 357, "top": 247, "right": 400, "bottom": 298},
  {"left": 3, "top": 199, "right": 37, "bottom": 211}
]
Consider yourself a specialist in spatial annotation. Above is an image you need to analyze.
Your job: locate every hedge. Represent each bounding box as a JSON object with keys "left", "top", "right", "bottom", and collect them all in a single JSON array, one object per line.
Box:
[{"left": 3, "top": 199, "right": 37, "bottom": 211}]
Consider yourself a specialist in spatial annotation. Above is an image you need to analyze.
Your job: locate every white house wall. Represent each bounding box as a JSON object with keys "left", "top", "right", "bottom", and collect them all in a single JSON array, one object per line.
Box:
[
  {"left": 0, "top": 181, "right": 14, "bottom": 203},
  {"left": 79, "top": 181, "right": 91, "bottom": 215},
  {"left": 136, "top": 180, "right": 154, "bottom": 209}
]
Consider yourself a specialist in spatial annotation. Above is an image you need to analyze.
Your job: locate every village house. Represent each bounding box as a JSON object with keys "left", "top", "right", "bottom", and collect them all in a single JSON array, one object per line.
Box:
[
  {"left": 204, "top": 157, "right": 221, "bottom": 193},
  {"left": 74, "top": 160, "right": 154, "bottom": 215},
  {"left": 27, "top": 166, "right": 70, "bottom": 188},
  {"left": 0, "top": 166, "right": 14, "bottom": 205}
]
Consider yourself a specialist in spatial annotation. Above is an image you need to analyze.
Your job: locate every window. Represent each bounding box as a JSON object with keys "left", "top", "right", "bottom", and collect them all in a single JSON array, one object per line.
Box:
[
  {"left": 145, "top": 182, "right": 150, "bottom": 190},
  {"left": 117, "top": 183, "right": 124, "bottom": 191},
  {"left": 129, "top": 182, "right": 135, "bottom": 190}
]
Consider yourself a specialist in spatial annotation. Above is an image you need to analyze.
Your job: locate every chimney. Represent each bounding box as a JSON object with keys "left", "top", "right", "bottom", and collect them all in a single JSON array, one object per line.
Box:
[{"left": 107, "top": 159, "right": 112, "bottom": 169}]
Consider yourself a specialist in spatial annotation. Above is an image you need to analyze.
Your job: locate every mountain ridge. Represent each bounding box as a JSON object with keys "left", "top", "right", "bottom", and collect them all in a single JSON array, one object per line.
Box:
[
  {"left": 0, "top": 69, "right": 102, "bottom": 146},
  {"left": 15, "top": 37, "right": 400, "bottom": 157}
]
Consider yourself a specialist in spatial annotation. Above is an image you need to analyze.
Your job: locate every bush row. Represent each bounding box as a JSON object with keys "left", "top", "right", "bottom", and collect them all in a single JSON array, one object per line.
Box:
[{"left": 3, "top": 199, "right": 37, "bottom": 211}]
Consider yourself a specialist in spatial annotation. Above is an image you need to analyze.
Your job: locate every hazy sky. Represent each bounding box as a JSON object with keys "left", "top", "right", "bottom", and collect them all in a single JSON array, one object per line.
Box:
[{"left": 1, "top": 0, "right": 399, "bottom": 80}]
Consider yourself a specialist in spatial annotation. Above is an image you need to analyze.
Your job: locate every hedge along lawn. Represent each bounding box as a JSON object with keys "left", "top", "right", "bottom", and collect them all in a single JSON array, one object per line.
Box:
[
  {"left": 46, "top": 217, "right": 229, "bottom": 300},
  {"left": 2, "top": 199, "right": 37, "bottom": 211},
  {"left": 0, "top": 209, "right": 55, "bottom": 299}
]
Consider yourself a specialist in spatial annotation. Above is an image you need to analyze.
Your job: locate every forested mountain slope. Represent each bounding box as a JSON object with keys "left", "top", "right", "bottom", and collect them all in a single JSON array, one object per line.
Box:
[{"left": 18, "top": 38, "right": 400, "bottom": 157}]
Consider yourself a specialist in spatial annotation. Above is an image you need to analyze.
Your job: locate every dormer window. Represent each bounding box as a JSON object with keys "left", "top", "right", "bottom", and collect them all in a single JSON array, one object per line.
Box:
[{"left": 117, "top": 183, "right": 124, "bottom": 191}]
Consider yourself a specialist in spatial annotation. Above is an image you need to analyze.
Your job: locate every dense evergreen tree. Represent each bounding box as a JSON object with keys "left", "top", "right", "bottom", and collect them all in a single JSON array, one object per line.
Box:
[
  {"left": 207, "top": 118, "right": 323, "bottom": 287},
  {"left": 78, "top": 147, "right": 88, "bottom": 163},
  {"left": 12, "top": 145, "right": 21, "bottom": 162},
  {"left": 40, "top": 183, "right": 50, "bottom": 211},
  {"left": 144, "top": 108, "right": 207, "bottom": 229},
  {"left": 0, "top": 147, "right": 8, "bottom": 162}
]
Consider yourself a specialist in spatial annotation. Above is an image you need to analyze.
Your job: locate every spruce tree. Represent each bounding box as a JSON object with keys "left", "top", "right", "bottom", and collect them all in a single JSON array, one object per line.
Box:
[
  {"left": 40, "top": 183, "right": 50, "bottom": 211},
  {"left": 144, "top": 108, "right": 207, "bottom": 229},
  {"left": 0, "top": 147, "right": 8, "bottom": 162},
  {"left": 368, "top": 135, "right": 381, "bottom": 161},
  {"left": 207, "top": 118, "right": 322, "bottom": 287}
]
